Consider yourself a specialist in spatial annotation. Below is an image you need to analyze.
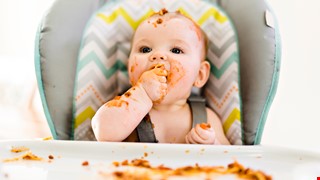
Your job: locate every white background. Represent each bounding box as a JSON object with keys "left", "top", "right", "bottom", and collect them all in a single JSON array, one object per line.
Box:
[{"left": 0, "top": 0, "right": 319, "bottom": 151}]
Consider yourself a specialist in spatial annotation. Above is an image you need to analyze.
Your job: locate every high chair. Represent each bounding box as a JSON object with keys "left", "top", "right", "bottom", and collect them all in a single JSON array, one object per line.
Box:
[{"left": 35, "top": 0, "right": 281, "bottom": 145}]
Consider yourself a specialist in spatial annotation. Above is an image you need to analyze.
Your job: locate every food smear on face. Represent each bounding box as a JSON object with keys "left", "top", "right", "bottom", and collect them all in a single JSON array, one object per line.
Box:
[
  {"left": 167, "top": 60, "right": 185, "bottom": 88},
  {"left": 152, "top": 64, "right": 168, "bottom": 77}
]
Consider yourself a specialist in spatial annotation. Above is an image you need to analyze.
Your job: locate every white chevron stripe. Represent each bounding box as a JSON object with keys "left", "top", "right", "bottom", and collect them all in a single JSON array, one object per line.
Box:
[
  {"left": 76, "top": 80, "right": 117, "bottom": 107},
  {"left": 80, "top": 41, "right": 107, "bottom": 63},
  {"left": 84, "top": 26, "right": 110, "bottom": 48},
  {"left": 205, "top": 83, "right": 240, "bottom": 113},
  {"left": 78, "top": 62, "right": 116, "bottom": 87},
  {"left": 226, "top": 123, "right": 242, "bottom": 145},
  {"left": 208, "top": 43, "right": 237, "bottom": 68},
  {"left": 201, "top": 17, "right": 231, "bottom": 34},
  {"left": 208, "top": 63, "right": 238, "bottom": 87},
  {"left": 74, "top": 120, "right": 96, "bottom": 140},
  {"left": 207, "top": 29, "right": 235, "bottom": 49},
  {"left": 218, "top": 92, "right": 240, "bottom": 114},
  {"left": 76, "top": 97, "right": 101, "bottom": 115},
  {"left": 221, "top": 103, "right": 240, "bottom": 122}
]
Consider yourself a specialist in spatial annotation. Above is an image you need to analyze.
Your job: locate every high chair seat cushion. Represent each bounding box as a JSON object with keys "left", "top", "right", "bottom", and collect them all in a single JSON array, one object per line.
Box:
[{"left": 73, "top": 0, "right": 242, "bottom": 144}]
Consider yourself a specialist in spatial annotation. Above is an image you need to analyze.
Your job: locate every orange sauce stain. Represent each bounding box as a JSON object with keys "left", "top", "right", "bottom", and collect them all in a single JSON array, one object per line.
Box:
[
  {"left": 124, "top": 91, "right": 131, "bottom": 98},
  {"left": 105, "top": 96, "right": 129, "bottom": 108},
  {"left": 167, "top": 60, "right": 185, "bottom": 88}
]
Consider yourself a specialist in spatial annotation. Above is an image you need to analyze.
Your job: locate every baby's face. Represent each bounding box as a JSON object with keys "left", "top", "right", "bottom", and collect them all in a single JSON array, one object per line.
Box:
[{"left": 128, "top": 13, "right": 205, "bottom": 103}]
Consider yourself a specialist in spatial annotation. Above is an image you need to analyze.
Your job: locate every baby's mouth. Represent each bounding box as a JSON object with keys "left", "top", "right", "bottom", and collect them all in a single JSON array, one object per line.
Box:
[
  {"left": 149, "top": 63, "right": 165, "bottom": 70},
  {"left": 150, "top": 63, "right": 168, "bottom": 77}
]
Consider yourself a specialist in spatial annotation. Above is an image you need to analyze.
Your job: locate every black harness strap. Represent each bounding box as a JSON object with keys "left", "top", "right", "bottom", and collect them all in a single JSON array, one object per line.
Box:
[
  {"left": 188, "top": 95, "right": 208, "bottom": 127},
  {"left": 136, "top": 96, "right": 207, "bottom": 143},
  {"left": 136, "top": 114, "right": 158, "bottom": 142}
]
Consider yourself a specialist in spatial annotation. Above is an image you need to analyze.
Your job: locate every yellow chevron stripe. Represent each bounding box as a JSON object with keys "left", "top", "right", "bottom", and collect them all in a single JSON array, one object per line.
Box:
[
  {"left": 198, "top": 7, "right": 228, "bottom": 25},
  {"left": 177, "top": 7, "right": 192, "bottom": 19},
  {"left": 223, "top": 108, "right": 241, "bottom": 133},
  {"left": 97, "top": 7, "right": 154, "bottom": 30},
  {"left": 75, "top": 106, "right": 96, "bottom": 129},
  {"left": 177, "top": 7, "right": 227, "bottom": 26}
]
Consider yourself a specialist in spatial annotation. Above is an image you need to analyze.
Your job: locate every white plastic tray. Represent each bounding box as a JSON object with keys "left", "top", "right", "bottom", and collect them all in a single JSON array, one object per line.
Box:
[{"left": 0, "top": 140, "right": 320, "bottom": 179}]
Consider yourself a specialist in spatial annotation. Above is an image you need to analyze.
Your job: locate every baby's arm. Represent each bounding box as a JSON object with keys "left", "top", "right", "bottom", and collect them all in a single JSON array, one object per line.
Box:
[
  {"left": 92, "top": 66, "right": 167, "bottom": 142},
  {"left": 185, "top": 108, "right": 230, "bottom": 145}
]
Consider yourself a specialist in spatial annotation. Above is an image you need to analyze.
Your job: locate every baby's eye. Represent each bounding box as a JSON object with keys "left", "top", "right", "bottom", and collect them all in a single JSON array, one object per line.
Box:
[
  {"left": 139, "top": 46, "right": 152, "bottom": 53},
  {"left": 171, "top": 47, "right": 183, "bottom": 54}
]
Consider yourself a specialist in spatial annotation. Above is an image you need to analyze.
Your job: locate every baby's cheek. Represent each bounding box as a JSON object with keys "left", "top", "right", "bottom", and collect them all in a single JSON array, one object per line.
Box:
[
  {"left": 129, "top": 61, "right": 141, "bottom": 85},
  {"left": 167, "top": 60, "right": 185, "bottom": 89}
]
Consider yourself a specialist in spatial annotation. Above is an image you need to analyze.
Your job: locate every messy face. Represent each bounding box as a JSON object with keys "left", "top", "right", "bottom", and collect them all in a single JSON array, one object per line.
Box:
[{"left": 128, "top": 13, "right": 206, "bottom": 104}]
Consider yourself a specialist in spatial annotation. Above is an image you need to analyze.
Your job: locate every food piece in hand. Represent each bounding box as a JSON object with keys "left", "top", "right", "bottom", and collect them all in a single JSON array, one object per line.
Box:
[{"left": 200, "top": 123, "right": 211, "bottom": 130}]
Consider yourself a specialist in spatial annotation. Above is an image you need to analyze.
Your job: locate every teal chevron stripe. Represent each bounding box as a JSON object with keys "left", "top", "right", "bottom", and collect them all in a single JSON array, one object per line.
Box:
[
  {"left": 79, "top": 52, "right": 127, "bottom": 79},
  {"left": 209, "top": 52, "right": 238, "bottom": 79}
]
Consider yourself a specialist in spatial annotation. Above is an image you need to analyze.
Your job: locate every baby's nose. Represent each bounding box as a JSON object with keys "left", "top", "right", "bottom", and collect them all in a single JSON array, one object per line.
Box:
[{"left": 149, "top": 52, "right": 167, "bottom": 62}]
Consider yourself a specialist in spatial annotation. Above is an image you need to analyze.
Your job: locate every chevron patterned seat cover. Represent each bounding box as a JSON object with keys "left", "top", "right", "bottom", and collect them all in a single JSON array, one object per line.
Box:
[{"left": 73, "top": 0, "right": 242, "bottom": 145}]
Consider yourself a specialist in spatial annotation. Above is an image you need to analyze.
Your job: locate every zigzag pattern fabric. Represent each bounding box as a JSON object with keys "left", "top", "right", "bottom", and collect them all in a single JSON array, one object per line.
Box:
[{"left": 73, "top": 0, "right": 242, "bottom": 145}]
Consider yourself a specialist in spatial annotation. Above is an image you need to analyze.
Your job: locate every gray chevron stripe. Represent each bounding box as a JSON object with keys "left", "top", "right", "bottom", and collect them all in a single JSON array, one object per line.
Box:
[
  {"left": 76, "top": 89, "right": 116, "bottom": 113},
  {"left": 170, "top": 2, "right": 209, "bottom": 18},
  {"left": 77, "top": 68, "right": 116, "bottom": 88},
  {"left": 207, "top": 36, "right": 236, "bottom": 58},
  {"left": 206, "top": 94, "right": 240, "bottom": 118},
  {"left": 202, "top": 23, "right": 233, "bottom": 42},
  {"left": 83, "top": 32, "right": 108, "bottom": 54},
  {"left": 203, "top": 20, "right": 232, "bottom": 35},
  {"left": 76, "top": 95, "right": 103, "bottom": 113},
  {"left": 206, "top": 71, "right": 238, "bottom": 97},
  {"left": 74, "top": 120, "right": 97, "bottom": 141},
  {"left": 219, "top": 97, "right": 240, "bottom": 118},
  {"left": 78, "top": 69, "right": 117, "bottom": 93}
]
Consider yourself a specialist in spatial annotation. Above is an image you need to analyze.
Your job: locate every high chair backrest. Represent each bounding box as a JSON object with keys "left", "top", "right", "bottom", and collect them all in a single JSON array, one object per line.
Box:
[{"left": 35, "top": 0, "right": 281, "bottom": 145}]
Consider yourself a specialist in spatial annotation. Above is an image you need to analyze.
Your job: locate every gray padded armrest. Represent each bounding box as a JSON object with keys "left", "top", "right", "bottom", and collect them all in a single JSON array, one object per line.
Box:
[
  {"left": 219, "top": 0, "right": 281, "bottom": 144},
  {"left": 36, "top": 0, "right": 107, "bottom": 140}
]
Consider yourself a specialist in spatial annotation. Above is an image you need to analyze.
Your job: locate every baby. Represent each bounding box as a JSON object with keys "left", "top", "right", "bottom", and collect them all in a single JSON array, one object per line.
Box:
[{"left": 92, "top": 9, "right": 230, "bottom": 145}]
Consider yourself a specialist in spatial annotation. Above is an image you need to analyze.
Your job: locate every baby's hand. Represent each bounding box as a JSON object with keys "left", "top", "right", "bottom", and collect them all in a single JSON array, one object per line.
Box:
[
  {"left": 137, "top": 64, "right": 168, "bottom": 102},
  {"left": 185, "top": 123, "right": 216, "bottom": 144}
]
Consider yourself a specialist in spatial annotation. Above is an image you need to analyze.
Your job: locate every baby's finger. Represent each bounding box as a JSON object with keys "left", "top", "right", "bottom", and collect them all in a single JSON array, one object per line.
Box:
[
  {"left": 153, "top": 68, "right": 168, "bottom": 76},
  {"left": 185, "top": 132, "right": 197, "bottom": 144},
  {"left": 189, "top": 128, "right": 207, "bottom": 144},
  {"left": 158, "top": 76, "right": 167, "bottom": 83},
  {"left": 195, "top": 124, "right": 215, "bottom": 143}
]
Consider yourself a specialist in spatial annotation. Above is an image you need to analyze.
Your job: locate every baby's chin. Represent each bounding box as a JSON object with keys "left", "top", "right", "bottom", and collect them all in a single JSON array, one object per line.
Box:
[{"left": 153, "top": 92, "right": 189, "bottom": 106}]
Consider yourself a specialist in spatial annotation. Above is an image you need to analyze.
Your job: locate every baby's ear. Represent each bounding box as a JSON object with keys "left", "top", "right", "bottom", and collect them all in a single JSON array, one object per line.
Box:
[{"left": 194, "top": 61, "right": 210, "bottom": 88}]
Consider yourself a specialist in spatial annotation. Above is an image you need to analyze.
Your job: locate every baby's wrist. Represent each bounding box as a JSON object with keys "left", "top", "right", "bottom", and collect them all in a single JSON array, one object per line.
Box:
[{"left": 134, "top": 83, "right": 153, "bottom": 107}]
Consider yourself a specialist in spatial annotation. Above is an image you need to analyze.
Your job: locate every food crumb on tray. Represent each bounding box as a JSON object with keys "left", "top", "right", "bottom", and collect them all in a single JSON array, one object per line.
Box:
[
  {"left": 97, "top": 158, "right": 272, "bottom": 180},
  {"left": 10, "top": 146, "right": 30, "bottom": 153},
  {"left": 3, "top": 151, "right": 43, "bottom": 162}
]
